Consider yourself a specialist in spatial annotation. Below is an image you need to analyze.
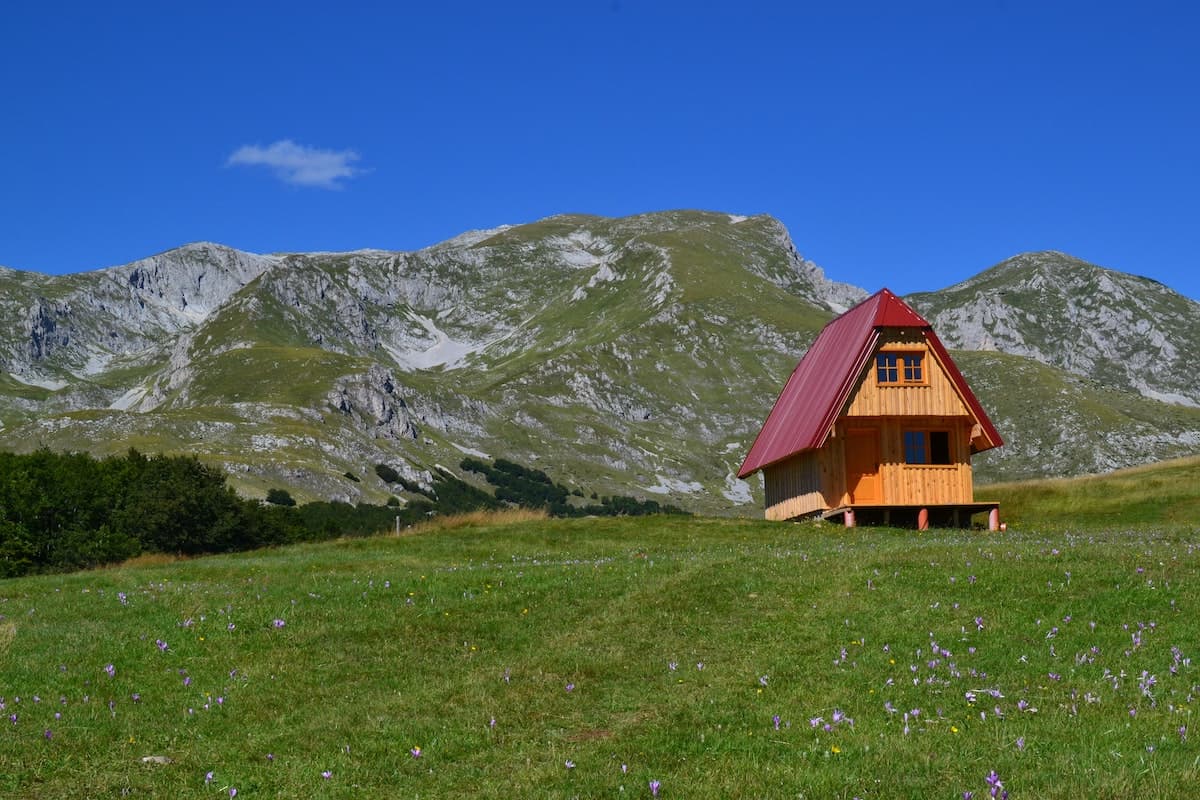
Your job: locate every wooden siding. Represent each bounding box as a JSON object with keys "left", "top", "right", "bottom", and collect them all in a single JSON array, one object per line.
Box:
[
  {"left": 833, "top": 418, "right": 975, "bottom": 506},
  {"left": 844, "top": 332, "right": 971, "bottom": 419},
  {"left": 764, "top": 452, "right": 826, "bottom": 520}
]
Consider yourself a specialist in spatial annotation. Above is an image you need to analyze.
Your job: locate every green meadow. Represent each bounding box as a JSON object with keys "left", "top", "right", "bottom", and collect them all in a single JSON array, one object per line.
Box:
[{"left": 2, "top": 461, "right": 1200, "bottom": 798}]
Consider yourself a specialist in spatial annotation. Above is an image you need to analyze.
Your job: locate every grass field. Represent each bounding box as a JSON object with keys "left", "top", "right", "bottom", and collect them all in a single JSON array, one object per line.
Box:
[{"left": 2, "top": 510, "right": 1199, "bottom": 798}]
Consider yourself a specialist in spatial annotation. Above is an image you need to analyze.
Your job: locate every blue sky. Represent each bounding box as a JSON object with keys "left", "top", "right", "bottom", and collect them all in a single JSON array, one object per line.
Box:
[{"left": 3, "top": 1, "right": 1198, "bottom": 299}]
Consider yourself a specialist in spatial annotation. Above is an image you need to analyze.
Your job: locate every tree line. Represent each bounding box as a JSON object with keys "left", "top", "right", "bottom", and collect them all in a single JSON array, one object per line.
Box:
[
  {"left": 0, "top": 449, "right": 689, "bottom": 578},
  {"left": 0, "top": 450, "right": 427, "bottom": 577}
]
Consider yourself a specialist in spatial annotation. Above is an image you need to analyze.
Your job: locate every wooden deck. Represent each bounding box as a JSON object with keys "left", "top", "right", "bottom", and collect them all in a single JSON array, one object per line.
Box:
[{"left": 821, "top": 502, "right": 1001, "bottom": 530}]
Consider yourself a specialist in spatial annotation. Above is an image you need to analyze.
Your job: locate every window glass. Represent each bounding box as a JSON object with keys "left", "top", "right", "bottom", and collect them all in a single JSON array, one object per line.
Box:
[
  {"left": 903, "top": 430, "right": 927, "bottom": 464},
  {"left": 903, "top": 354, "right": 923, "bottom": 382},
  {"left": 876, "top": 353, "right": 898, "bottom": 383}
]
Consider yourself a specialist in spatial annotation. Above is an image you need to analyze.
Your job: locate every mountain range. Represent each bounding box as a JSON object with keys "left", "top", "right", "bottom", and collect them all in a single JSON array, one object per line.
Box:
[{"left": 2, "top": 210, "right": 1198, "bottom": 515}]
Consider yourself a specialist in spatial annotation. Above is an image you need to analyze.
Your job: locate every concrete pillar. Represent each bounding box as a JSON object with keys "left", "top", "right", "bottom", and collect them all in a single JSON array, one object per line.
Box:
[
  {"left": 988, "top": 507, "right": 1000, "bottom": 532},
  {"left": 918, "top": 508, "right": 929, "bottom": 531},
  {"left": 844, "top": 509, "right": 856, "bottom": 528}
]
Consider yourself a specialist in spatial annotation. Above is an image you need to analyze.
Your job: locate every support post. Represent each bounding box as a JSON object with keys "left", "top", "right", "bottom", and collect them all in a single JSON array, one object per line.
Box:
[
  {"left": 988, "top": 507, "right": 1000, "bottom": 532},
  {"left": 843, "top": 509, "right": 856, "bottom": 528},
  {"left": 918, "top": 507, "right": 929, "bottom": 531}
]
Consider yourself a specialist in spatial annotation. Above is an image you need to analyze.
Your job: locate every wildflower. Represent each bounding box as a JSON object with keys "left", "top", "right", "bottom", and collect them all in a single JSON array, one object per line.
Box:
[
  {"left": 668, "top": 661, "right": 677, "bottom": 671},
  {"left": 773, "top": 714, "right": 781, "bottom": 730},
  {"left": 410, "top": 746, "right": 422, "bottom": 758},
  {"left": 565, "top": 683, "right": 575, "bottom": 692},
  {"left": 650, "top": 779, "right": 661, "bottom": 797},
  {"left": 105, "top": 664, "right": 115, "bottom": 678},
  {"left": 1016, "top": 736, "right": 1025, "bottom": 751},
  {"left": 267, "top": 753, "right": 274, "bottom": 761},
  {"left": 230, "top": 789, "right": 237, "bottom": 798},
  {"left": 985, "top": 770, "right": 1003, "bottom": 798},
  {"left": 564, "top": 759, "right": 575, "bottom": 769},
  {"left": 118, "top": 592, "right": 128, "bottom": 605},
  {"left": 155, "top": 639, "right": 168, "bottom": 652},
  {"left": 809, "top": 716, "right": 823, "bottom": 728},
  {"left": 830, "top": 744, "right": 841, "bottom": 754},
  {"left": 44, "top": 729, "right": 52, "bottom": 740},
  {"left": 696, "top": 662, "right": 704, "bottom": 671},
  {"left": 205, "top": 772, "right": 214, "bottom": 784},
  {"left": 272, "top": 619, "right": 286, "bottom": 628},
  {"left": 759, "top": 675, "right": 769, "bottom": 687},
  {"left": 621, "top": 763, "right": 628, "bottom": 774},
  {"left": 322, "top": 770, "right": 332, "bottom": 779}
]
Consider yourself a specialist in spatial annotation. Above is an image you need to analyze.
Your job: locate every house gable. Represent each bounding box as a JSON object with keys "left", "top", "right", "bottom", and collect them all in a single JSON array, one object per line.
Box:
[{"left": 843, "top": 330, "right": 973, "bottom": 419}]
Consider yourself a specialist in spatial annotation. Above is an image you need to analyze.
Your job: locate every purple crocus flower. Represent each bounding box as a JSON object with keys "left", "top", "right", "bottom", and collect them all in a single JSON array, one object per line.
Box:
[{"left": 650, "top": 779, "right": 661, "bottom": 797}]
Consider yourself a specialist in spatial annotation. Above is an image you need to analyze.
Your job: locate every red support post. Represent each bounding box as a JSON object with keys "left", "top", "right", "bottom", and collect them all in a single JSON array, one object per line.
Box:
[
  {"left": 918, "top": 508, "right": 929, "bottom": 531},
  {"left": 988, "top": 507, "right": 1000, "bottom": 532}
]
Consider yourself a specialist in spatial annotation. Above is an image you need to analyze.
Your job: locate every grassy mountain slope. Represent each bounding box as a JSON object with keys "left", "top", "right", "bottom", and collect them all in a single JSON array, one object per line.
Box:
[
  {"left": 2, "top": 217, "right": 1199, "bottom": 512},
  {"left": 982, "top": 454, "right": 1200, "bottom": 527}
]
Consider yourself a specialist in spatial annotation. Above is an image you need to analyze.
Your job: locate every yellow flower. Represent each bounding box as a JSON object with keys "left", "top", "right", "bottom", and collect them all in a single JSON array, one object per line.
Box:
[
  {"left": 951, "top": 726, "right": 959, "bottom": 734},
  {"left": 831, "top": 745, "right": 841, "bottom": 754}
]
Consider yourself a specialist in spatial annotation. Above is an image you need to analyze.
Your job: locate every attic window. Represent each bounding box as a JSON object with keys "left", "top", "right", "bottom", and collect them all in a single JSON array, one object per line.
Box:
[
  {"left": 904, "top": 430, "right": 952, "bottom": 465},
  {"left": 877, "top": 352, "right": 924, "bottom": 385}
]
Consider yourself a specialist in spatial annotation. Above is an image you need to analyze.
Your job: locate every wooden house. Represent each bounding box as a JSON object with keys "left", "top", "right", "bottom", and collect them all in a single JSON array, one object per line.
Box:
[{"left": 738, "top": 289, "right": 1003, "bottom": 529}]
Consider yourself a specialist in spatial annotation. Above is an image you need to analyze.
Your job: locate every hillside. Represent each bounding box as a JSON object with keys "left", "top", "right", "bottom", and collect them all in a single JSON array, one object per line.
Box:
[
  {"left": 981, "top": 454, "right": 1200, "bottom": 527},
  {"left": 1, "top": 215, "right": 1199, "bottom": 511}
]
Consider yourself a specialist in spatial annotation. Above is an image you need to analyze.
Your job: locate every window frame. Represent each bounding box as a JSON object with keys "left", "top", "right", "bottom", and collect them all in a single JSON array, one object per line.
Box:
[
  {"left": 903, "top": 429, "right": 954, "bottom": 466},
  {"left": 875, "top": 349, "right": 927, "bottom": 386}
]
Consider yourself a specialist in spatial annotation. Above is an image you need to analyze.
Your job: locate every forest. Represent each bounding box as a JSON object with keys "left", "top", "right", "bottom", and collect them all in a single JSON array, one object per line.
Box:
[{"left": 0, "top": 449, "right": 685, "bottom": 577}]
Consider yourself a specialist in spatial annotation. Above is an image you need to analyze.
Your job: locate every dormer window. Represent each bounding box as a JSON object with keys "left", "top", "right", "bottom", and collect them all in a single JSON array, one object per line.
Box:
[{"left": 876, "top": 352, "right": 925, "bottom": 385}]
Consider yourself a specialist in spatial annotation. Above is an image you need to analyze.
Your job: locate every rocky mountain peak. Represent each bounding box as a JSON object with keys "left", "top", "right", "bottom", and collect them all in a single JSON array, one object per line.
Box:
[{"left": 909, "top": 251, "right": 1200, "bottom": 407}]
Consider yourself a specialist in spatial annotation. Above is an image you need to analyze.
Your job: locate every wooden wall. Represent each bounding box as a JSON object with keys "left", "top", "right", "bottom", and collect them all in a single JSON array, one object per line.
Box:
[
  {"left": 869, "top": 418, "right": 974, "bottom": 505},
  {"left": 844, "top": 334, "right": 970, "bottom": 420},
  {"left": 763, "top": 451, "right": 825, "bottom": 520}
]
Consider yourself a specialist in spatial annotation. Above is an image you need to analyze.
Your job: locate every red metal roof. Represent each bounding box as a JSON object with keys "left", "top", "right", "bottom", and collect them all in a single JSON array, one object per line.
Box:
[{"left": 737, "top": 289, "right": 1002, "bottom": 478}]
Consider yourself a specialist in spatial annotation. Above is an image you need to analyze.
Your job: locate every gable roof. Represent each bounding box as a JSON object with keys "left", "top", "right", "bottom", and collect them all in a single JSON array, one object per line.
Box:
[{"left": 737, "top": 288, "right": 1002, "bottom": 478}]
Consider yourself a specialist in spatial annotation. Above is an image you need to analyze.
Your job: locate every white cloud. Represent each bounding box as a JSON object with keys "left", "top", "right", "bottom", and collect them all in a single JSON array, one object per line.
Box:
[{"left": 226, "top": 139, "right": 366, "bottom": 189}]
